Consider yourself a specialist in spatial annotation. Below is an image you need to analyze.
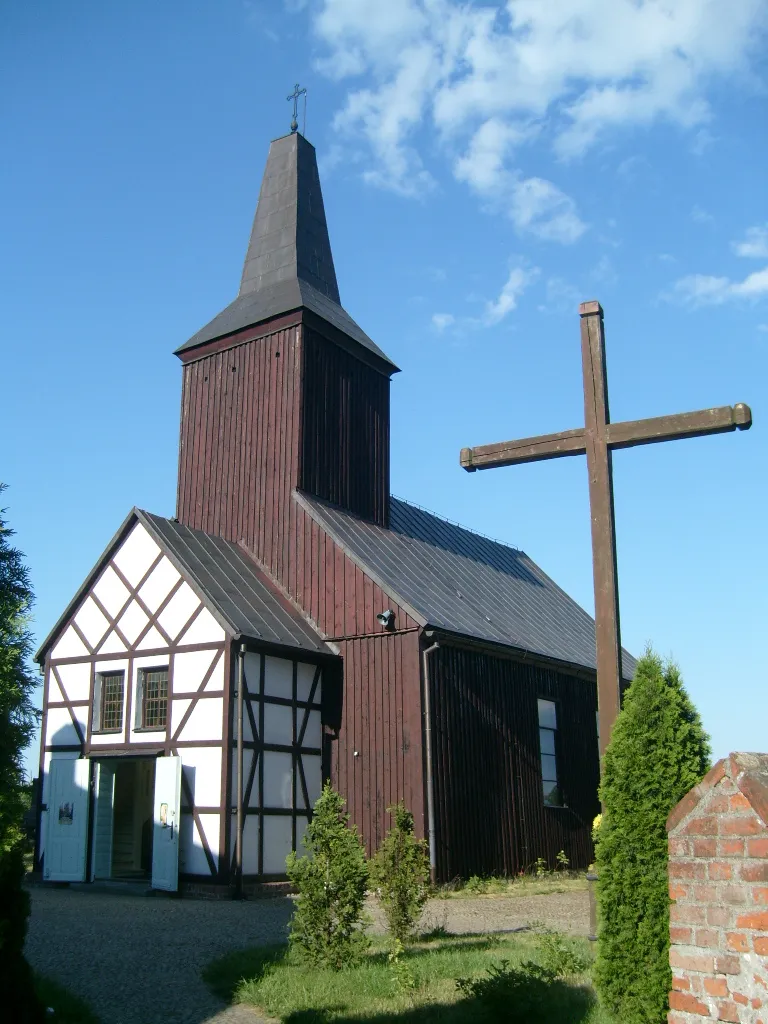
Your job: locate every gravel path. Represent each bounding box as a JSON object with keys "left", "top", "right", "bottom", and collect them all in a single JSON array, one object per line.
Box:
[{"left": 25, "top": 885, "right": 589, "bottom": 1024}]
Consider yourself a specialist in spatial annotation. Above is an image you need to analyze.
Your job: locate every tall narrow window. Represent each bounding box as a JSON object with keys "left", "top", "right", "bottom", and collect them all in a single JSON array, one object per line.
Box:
[
  {"left": 93, "top": 671, "right": 125, "bottom": 733},
  {"left": 538, "top": 698, "right": 562, "bottom": 806},
  {"left": 138, "top": 667, "right": 169, "bottom": 730}
]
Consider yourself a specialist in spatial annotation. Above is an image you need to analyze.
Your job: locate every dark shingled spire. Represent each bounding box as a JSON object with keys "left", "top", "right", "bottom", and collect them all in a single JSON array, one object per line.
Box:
[{"left": 176, "top": 133, "right": 398, "bottom": 371}]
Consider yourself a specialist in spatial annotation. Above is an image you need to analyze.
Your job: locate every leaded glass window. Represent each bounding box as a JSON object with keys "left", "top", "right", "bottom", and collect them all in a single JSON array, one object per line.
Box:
[
  {"left": 538, "top": 698, "right": 562, "bottom": 806},
  {"left": 98, "top": 672, "right": 124, "bottom": 732},
  {"left": 140, "top": 667, "right": 168, "bottom": 730}
]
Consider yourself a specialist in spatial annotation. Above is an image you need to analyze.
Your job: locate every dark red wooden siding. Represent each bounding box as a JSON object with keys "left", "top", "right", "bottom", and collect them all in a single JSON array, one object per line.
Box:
[
  {"left": 300, "top": 328, "right": 390, "bottom": 527},
  {"left": 429, "top": 644, "right": 599, "bottom": 882}
]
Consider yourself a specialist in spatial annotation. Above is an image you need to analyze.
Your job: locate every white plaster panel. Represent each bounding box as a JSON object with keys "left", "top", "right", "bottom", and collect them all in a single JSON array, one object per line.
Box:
[
  {"left": 45, "top": 708, "right": 81, "bottom": 747},
  {"left": 157, "top": 583, "right": 201, "bottom": 642},
  {"left": 232, "top": 701, "right": 255, "bottom": 743},
  {"left": 243, "top": 652, "right": 261, "bottom": 696},
  {"left": 138, "top": 556, "right": 181, "bottom": 614},
  {"left": 178, "top": 607, "right": 225, "bottom": 646},
  {"left": 230, "top": 749, "right": 258, "bottom": 808},
  {"left": 136, "top": 625, "right": 165, "bottom": 651},
  {"left": 116, "top": 601, "right": 149, "bottom": 645},
  {"left": 263, "top": 752, "right": 293, "bottom": 808},
  {"left": 301, "top": 709, "right": 322, "bottom": 751},
  {"left": 74, "top": 597, "right": 109, "bottom": 649},
  {"left": 54, "top": 663, "right": 92, "bottom": 703},
  {"left": 95, "top": 657, "right": 130, "bottom": 674},
  {"left": 264, "top": 656, "right": 293, "bottom": 699},
  {"left": 262, "top": 815, "right": 292, "bottom": 875},
  {"left": 297, "top": 663, "right": 320, "bottom": 703},
  {"left": 180, "top": 813, "right": 216, "bottom": 876},
  {"left": 175, "top": 697, "right": 223, "bottom": 743},
  {"left": 47, "top": 673, "right": 65, "bottom": 704},
  {"left": 199, "top": 814, "right": 220, "bottom": 871},
  {"left": 204, "top": 656, "right": 225, "bottom": 692},
  {"left": 99, "top": 630, "right": 127, "bottom": 655},
  {"left": 113, "top": 522, "right": 161, "bottom": 587},
  {"left": 92, "top": 565, "right": 130, "bottom": 618},
  {"left": 264, "top": 703, "right": 293, "bottom": 746},
  {"left": 170, "top": 699, "right": 192, "bottom": 737},
  {"left": 180, "top": 747, "right": 222, "bottom": 808},
  {"left": 173, "top": 649, "right": 220, "bottom": 694},
  {"left": 90, "top": 730, "right": 127, "bottom": 746},
  {"left": 72, "top": 705, "right": 88, "bottom": 742},
  {"left": 243, "top": 817, "right": 260, "bottom": 874},
  {"left": 302, "top": 755, "right": 323, "bottom": 810},
  {"left": 51, "top": 626, "right": 89, "bottom": 660}
]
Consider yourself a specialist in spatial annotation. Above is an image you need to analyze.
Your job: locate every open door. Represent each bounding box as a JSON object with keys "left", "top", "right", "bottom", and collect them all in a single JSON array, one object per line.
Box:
[
  {"left": 45, "top": 758, "right": 90, "bottom": 882},
  {"left": 90, "top": 762, "right": 115, "bottom": 880},
  {"left": 151, "top": 755, "right": 182, "bottom": 891}
]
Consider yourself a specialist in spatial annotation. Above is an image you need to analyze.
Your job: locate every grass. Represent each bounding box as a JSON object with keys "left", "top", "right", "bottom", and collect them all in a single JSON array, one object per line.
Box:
[
  {"left": 203, "top": 930, "right": 613, "bottom": 1023},
  {"left": 430, "top": 871, "right": 587, "bottom": 899},
  {"left": 33, "top": 972, "right": 101, "bottom": 1023}
]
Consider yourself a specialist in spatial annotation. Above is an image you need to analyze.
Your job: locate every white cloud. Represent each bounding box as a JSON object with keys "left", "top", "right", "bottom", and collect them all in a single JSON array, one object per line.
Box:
[
  {"left": 483, "top": 264, "right": 540, "bottom": 325},
  {"left": 733, "top": 224, "right": 768, "bottom": 259},
  {"left": 672, "top": 266, "right": 768, "bottom": 306},
  {"left": 431, "top": 312, "right": 455, "bottom": 331},
  {"left": 299, "top": 0, "right": 766, "bottom": 230}
]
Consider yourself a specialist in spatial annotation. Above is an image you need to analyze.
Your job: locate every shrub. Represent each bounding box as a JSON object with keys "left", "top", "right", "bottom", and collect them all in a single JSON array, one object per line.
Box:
[
  {"left": 594, "top": 647, "right": 711, "bottom": 1024},
  {"left": 285, "top": 782, "right": 369, "bottom": 970},
  {"left": 369, "top": 802, "right": 430, "bottom": 943}
]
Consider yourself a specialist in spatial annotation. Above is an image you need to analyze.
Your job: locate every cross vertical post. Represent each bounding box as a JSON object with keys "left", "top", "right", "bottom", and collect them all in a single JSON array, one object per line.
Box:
[{"left": 580, "top": 301, "right": 621, "bottom": 758}]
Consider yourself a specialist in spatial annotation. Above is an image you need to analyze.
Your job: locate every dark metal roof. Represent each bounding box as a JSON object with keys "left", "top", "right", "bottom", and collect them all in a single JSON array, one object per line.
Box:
[
  {"left": 176, "top": 133, "right": 398, "bottom": 372},
  {"left": 139, "top": 512, "right": 331, "bottom": 655},
  {"left": 296, "top": 492, "right": 636, "bottom": 679}
]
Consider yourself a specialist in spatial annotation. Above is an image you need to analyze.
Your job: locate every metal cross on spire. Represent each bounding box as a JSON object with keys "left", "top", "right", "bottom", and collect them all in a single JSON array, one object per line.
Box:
[
  {"left": 287, "top": 83, "right": 307, "bottom": 134},
  {"left": 460, "top": 300, "right": 752, "bottom": 765}
]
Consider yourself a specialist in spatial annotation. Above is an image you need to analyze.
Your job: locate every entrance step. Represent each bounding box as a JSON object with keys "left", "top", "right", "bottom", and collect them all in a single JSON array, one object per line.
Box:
[{"left": 71, "top": 880, "right": 155, "bottom": 897}]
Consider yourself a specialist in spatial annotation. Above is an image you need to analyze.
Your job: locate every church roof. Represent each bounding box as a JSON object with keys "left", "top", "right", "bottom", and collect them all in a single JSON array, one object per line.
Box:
[
  {"left": 176, "top": 132, "right": 399, "bottom": 372},
  {"left": 296, "top": 492, "right": 636, "bottom": 679}
]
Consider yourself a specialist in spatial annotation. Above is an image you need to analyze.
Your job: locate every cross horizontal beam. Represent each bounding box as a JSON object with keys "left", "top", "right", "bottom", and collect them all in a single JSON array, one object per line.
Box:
[{"left": 460, "top": 403, "right": 752, "bottom": 472}]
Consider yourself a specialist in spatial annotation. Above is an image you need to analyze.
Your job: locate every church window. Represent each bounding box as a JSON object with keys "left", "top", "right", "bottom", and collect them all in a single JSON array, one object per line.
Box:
[
  {"left": 538, "top": 698, "right": 562, "bottom": 806},
  {"left": 137, "top": 667, "right": 168, "bottom": 731},
  {"left": 93, "top": 671, "right": 125, "bottom": 733}
]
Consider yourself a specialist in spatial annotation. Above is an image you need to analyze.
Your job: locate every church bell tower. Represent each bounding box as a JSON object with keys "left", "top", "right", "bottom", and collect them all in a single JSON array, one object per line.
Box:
[{"left": 174, "top": 132, "right": 399, "bottom": 578}]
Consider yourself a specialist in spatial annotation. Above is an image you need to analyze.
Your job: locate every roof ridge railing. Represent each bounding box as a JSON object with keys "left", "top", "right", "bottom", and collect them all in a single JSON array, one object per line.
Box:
[{"left": 390, "top": 494, "right": 521, "bottom": 552}]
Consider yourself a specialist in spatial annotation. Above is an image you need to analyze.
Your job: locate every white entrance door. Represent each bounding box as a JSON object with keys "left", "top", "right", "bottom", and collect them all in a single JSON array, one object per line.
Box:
[
  {"left": 45, "top": 758, "right": 90, "bottom": 882},
  {"left": 90, "top": 762, "right": 116, "bottom": 880},
  {"left": 151, "top": 755, "right": 182, "bottom": 892}
]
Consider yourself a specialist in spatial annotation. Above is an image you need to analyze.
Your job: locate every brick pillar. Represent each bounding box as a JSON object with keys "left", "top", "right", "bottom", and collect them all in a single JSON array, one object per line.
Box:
[{"left": 667, "top": 753, "right": 768, "bottom": 1023}]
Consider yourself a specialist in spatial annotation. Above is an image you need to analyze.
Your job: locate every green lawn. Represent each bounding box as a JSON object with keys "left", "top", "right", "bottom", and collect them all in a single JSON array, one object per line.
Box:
[
  {"left": 33, "top": 973, "right": 100, "bottom": 1023},
  {"left": 204, "top": 930, "right": 612, "bottom": 1023}
]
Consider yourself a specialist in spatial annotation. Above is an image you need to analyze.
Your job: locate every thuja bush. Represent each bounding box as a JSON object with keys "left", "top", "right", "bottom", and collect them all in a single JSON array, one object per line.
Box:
[
  {"left": 286, "top": 783, "right": 369, "bottom": 970},
  {"left": 594, "top": 647, "right": 711, "bottom": 1024},
  {"left": 369, "top": 802, "right": 430, "bottom": 943}
]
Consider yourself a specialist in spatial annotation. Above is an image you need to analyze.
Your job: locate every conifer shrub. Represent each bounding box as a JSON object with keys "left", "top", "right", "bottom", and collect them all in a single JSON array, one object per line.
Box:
[
  {"left": 286, "top": 782, "right": 370, "bottom": 970},
  {"left": 594, "top": 647, "right": 711, "bottom": 1024},
  {"left": 369, "top": 802, "right": 430, "bottom": 943}
]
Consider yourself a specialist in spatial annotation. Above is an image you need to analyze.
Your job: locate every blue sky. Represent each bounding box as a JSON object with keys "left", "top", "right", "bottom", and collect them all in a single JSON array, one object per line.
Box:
[{"left": 2, "top": 0, "right": 767, "bottom": 779}]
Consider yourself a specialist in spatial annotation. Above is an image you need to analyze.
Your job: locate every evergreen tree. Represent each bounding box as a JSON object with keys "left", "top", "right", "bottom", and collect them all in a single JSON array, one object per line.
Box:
[
  {"left": 0, "top": 485, "right": 44, "bottom": 1022},
  {"left": 286, "top": 782, "right": 370, "bottom": 969},
  {"left": 594, "top": 647, "right": 711, "bottom": 1024},
  {"left": 369, "top": 802, "right": 430, "bottom": 943}
]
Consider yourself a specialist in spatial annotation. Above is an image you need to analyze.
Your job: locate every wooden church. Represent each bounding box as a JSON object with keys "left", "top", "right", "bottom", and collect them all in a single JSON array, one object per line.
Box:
[{"left": 35, "top": 128, "right": 634, "bottom": 894}]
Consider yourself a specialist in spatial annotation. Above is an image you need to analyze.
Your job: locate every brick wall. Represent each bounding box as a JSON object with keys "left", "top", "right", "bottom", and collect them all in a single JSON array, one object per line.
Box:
[{"left": 667, "top": 752, "right": 768, "bottom": 1023}]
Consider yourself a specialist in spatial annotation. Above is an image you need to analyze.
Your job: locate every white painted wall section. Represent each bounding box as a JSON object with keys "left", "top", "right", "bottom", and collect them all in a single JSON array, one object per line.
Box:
[{"left": 112, "top": 522, "right": 161, "bottom": 587}]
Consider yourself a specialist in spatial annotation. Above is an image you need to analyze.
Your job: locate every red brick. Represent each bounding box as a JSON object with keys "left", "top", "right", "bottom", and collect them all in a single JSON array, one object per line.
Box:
[
  {"left": 736, "top": 910, "right": 768, "bottom": 929},
  {"left": 709, "top": 794, "right": 731, "bottom": 814},
  {"left": 667, "top": 1015, "right": 689, "bottom": 1024},
  {"left": 708, "top": 906, "right": 733, "bottom": 927},
  {"left": 671, "top": 860, "right": 707, "bottom": 880},
  {"left": 754, "top": 886, "right": 768, "bottom": 904},
  {"left": 720, "top": 885, "right": 748, "bottom": 905},
  {"left": 669, "top": 837, "right": 690, "bottom": 857},
  {"left": 755, "top": 937, "right": 768, "bottom": 954},
  {"left": 731, "top": 793, "right": 753, "bottom": 811},
  {"left": 672, "top": 974, "right": 691, "bottom": 991},
  {"left": 669, "top": 990, "right": 710, "bottom": 1015},
  {"left": 670, "top": 949, "right": 715, "bottom": 973},
  {"left": 670, "top": 882, "right": 689, "bottom": 901},
  {"left": 715, "top": 954, "right": 741, "bottom": 974},
  {"left": 693, "top": 838, "right": 717, "bottom": 857},
  {"left": 718, "top": 1000, "right": 741, "bottom": 1022},
  {"left": 672, "top": 903, "right": 707, "bottom": 924},
  {"left": 757, "top": 976, "right": 768, "bottom": 991},
  {"left": 710, "top": 862, "right": 734, "bottom": 881},
  {"left": 695, "top": 928, "right": 720, "bottom": 948},
  {"left": 671, "top": 926, "right": 693, "bottom": 944},
  {"left": 720, "top": 839, "right": 745, "bottom": 857},
  {"left": 693, "top": 883, "right": 719, "bottom": 902},
  {"left": 684, "top": 816, "right": 720, "bottom": 836},
  {"left": 723, "top": 816, "right": 762, "bottom": 836},
  {"left": 753, "top": 998, "right": 764, "bottom": 1010},
  {"left": 726, "top": 931, "right": 750, "bottom": 952},
  {"left": 705, "top": 977, "right": 729, "bottom": 997},
  {"left": 742, "top": 863, "right": 768, "bottom": 882},
  {"left": 749, "top": 839, "right": 768, "bottom": 858},
  {"left": 733, "top": 993, "right": 748, "bottom": 1006}
]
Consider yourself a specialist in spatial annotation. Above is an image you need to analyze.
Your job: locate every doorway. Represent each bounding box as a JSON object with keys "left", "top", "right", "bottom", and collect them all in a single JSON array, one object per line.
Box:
[{"left": 92, "top": 758, "right": 156, "bottom": 881}]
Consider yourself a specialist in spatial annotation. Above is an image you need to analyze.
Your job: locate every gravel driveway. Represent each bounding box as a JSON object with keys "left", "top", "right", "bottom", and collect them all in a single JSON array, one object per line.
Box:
[{"left": 25, "top": 884, "right": 589, "bottom": 1024}]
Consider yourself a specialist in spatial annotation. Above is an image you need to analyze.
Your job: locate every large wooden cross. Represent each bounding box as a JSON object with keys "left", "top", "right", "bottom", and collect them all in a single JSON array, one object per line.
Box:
[{"left": 460, "top": 300, "right": 751, "bottom": 760}]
